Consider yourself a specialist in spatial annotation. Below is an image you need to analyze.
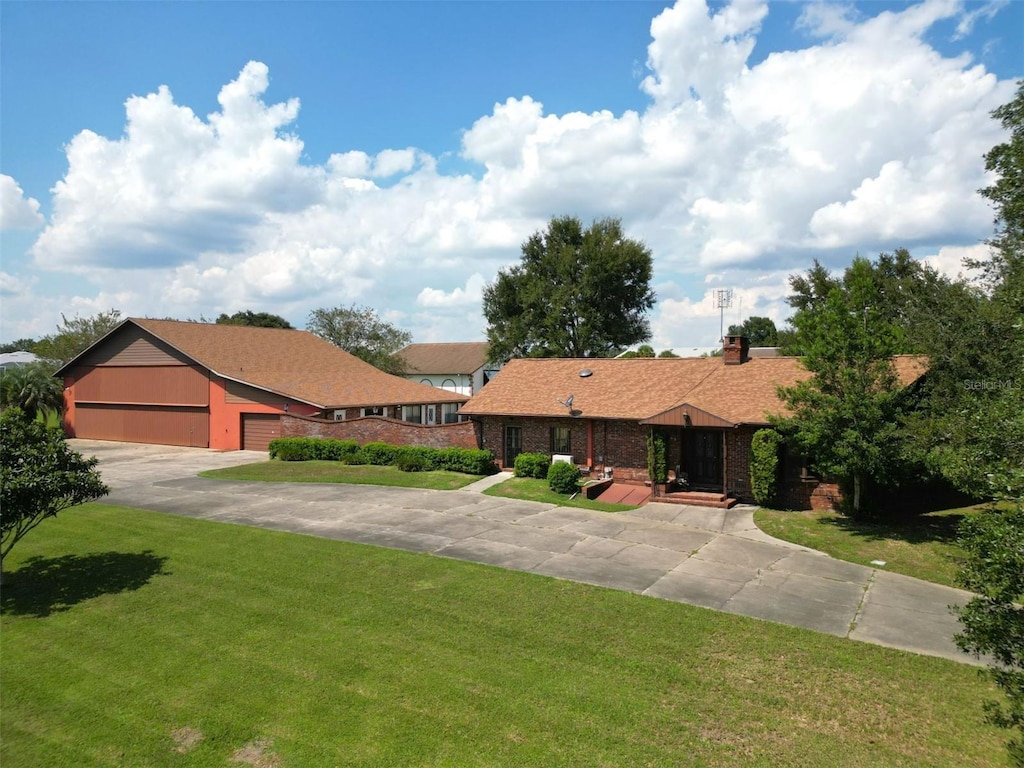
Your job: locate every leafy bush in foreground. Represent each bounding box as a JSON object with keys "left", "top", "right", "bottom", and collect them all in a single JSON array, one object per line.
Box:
[
  {"left": 547, "top": 461, "right": 581, "bottom": 495},
  {"left": 514, "top": 452, "right": 549, "bottom": 479}
]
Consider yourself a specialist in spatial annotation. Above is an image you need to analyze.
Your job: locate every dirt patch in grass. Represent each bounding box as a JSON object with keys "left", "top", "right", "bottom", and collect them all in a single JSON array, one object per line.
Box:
[
  {"left": 170, "top": 726, "right": 202, "bottom": 754},
  {"left": 230, "top": 737, "right": 280, "bottom": 767}
]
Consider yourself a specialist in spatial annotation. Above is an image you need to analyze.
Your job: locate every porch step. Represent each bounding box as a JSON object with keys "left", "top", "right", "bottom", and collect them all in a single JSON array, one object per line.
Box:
[
  {"left": 659, "top": 490, "right": 737, "bottom": 509},
  {"left": 592, "top": 482, "right": 651, "bottom": 506}
]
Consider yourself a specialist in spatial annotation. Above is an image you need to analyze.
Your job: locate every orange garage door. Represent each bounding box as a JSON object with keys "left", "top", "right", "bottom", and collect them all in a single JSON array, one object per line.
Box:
[
  {"left": 241, "top": 413, "right": 281, "bottom": 451},
  {"left": 74, "top": 404, "right": 210, "bottom": 447}
]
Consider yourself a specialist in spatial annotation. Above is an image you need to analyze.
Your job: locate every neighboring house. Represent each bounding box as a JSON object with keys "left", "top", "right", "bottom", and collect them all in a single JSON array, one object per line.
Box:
[
  {"left": 397, "top": 341, "right": 500, "bottom": 399},
  {"left": 459, "top": 336, "right": 926, "bottom": 509},
  {"left": 56, "top": 318, "right": 467, "bottom": 451},
  {"left": 0, "top": 351, "right": 40, "bottom": 370}
]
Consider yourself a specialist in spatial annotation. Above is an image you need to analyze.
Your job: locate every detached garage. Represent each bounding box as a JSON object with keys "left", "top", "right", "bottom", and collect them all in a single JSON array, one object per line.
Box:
[{"left": 57, "top": 318, "right": 467, "bottom": 451}]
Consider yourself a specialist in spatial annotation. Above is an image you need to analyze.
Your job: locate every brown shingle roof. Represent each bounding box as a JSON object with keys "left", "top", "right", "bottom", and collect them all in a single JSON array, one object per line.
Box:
[
  {"left": 459, "top": 355, "right": 926, "bottom": 425},
  {"left": 397, "top": 342, "right": 491, "bottom": 375},
  {"left": 129, "top": 319, "right": 466, "bottom": 408}
]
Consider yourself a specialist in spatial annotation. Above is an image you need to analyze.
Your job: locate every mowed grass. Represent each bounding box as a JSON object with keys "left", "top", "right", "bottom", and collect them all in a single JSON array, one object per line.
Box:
[
  {"left": 1, "top": 504, "right": 1006, "bottom": 767},
  {"left": 200, "top": 459, "right": 483, "bottom": 490},
  {"left": 753, "top": 504, "right": 990, "bottom": 588},
  {"left": 484, "top": 476, "right": 638, "bottom": 513}
]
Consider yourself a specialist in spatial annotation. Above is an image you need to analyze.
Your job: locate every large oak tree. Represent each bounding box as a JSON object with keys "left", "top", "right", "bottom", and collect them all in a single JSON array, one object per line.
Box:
[{"left": 483, "top": 216, "right": 655, "bottom": 361}]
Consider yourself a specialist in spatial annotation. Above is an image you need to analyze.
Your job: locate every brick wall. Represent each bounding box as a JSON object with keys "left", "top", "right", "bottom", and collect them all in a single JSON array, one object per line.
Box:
[
  {"left": 476, "top": 417, "right": 649, "bottom": 483},
  {"left": 281, "top": 413, "right": 478, "bottom": 449},
  {"left": 725, "top": 428, "right": 755, "bottom": 503}
]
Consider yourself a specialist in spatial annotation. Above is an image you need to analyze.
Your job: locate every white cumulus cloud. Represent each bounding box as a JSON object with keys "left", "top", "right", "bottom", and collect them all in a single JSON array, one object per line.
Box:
[
  {"left": 7, "top": 0, "right": 1019, "bottom": 348},
  {"left": 0, "top": 175, "right": 44, "bottom": 231}
]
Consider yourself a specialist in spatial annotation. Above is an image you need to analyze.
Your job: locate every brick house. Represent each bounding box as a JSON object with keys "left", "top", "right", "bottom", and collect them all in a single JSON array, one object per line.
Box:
[
  {"left": 459, "top": 336, "right": 926, "bottom": 509},
  {"left": 57, "top": 318, "right": 467, "bottom": 451}
]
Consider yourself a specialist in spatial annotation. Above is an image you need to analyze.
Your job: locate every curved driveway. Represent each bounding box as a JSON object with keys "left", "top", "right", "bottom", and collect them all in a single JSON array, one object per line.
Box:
[{"left": 73, "top": 439, "right": 980, "bottom": 666}]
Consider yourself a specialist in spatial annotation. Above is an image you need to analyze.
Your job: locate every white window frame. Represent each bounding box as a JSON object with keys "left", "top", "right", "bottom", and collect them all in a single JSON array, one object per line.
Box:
[
  {"left": 361, "top": 406, "right": 385, "bottom": 417},
  {"left": 333, "top": 409, "right": 346, "bottom": 421},
  {"left": 402, "top": 404, "right": 423, "bottom": 423},
  {"left": 442, "top": 402, "right": 461, "bottom": 424}
]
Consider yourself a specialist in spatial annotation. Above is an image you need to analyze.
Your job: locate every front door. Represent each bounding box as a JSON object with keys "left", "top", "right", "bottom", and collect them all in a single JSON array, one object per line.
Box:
[
  {"left": 686, "top": 429, "right": 722, "bottom": 488},
  {"left": 504, "top": 426, "right": 522, "bottom": 469}
]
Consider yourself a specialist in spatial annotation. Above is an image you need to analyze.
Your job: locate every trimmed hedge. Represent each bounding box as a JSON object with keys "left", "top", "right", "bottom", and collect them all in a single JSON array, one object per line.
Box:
[
  {"left": 361, "top": 442, "right": 400, "bottom": 466},
  {"left": 750, "top": 429, "right": 783, "bottom": 508},
  {"left": 547, "top": 461, "right": 581, "bottom": 495},
  {"left": 514, "top": 452, "right": 550, "bottom": 479},
  {"left": 268, "top": 437, "right": 496, "bottom": 476},
  {"left": 269, "top": 437, "right": 359, "bottom": 461}
]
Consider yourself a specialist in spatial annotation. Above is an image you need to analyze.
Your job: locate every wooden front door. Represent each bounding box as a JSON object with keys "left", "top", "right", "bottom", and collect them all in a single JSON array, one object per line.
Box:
[
  {"left": 686, "top": 429, "right": 722, "bottom": 488},
  {"left": 504, "top": 426, "right": 523, "bottom": 468}
]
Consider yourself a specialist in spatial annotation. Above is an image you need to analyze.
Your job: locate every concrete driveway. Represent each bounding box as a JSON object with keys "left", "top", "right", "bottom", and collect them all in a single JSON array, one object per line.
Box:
[{"left": 72, "top": 439, "right": 980, "bottom": 666}]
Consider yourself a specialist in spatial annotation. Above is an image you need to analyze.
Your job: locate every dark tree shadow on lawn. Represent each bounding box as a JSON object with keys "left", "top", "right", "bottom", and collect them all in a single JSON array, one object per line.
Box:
[
  {"left": 1, "top": 551, "right": 170, "bottom": 618},
  {"left": 820, "top": 511, "right": 967, "bottom": 546}
]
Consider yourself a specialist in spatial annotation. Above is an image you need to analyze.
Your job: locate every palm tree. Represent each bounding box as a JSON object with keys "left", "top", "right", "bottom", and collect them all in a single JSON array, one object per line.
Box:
[{"left": 0, "top": 362, "right": 64, "bottom": 422}]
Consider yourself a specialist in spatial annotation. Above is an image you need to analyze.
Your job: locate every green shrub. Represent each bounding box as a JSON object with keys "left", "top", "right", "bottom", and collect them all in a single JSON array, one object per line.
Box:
[
  {"left": 646, "top": 430, "right": 668, "bottom": 483},
  {"left": 396, "top": 453, "right": 430, "bottom": 472},
  {"left": 436, "top": 447, "right": 498, "bottom": 475},
  {"left": 395, "top": 446, "right": 440, "bottom": 470},
  {"left": 514, "top": 452, "right": 549, "bottom": 479},
  {"left": 269, "top": 437, "right": 360, "bottom": 461},
  {"left": 750, "top": 429, "right": 783, "bottom": 507},
  {"left": 547, "top": 460, "right": 581, "bottom": 495},
  {"left": 270, "top": 438, "right": 495, "bottom": 475},
  {"left": 361, "top": 442, "right": 399, "bottom": 466},
  {"left": 268, "top": 438, "right": 308, "bottom": 461}
]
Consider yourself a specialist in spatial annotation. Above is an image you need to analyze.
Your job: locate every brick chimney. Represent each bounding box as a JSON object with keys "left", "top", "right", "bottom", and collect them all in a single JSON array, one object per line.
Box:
[{"left": 723, "top": 335, "right": 750, "bottom": 365}]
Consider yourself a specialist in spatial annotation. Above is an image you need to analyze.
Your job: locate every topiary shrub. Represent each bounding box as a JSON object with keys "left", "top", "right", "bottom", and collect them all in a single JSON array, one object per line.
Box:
[
  {"left": 547, "top": 460, "right": 580, "bottom": 495},
  {"left": 750, "top": 429, "right": 783, "bottom": 508},
  {"left": 514, "top": 452, "right": 549, "bottom": 479}
]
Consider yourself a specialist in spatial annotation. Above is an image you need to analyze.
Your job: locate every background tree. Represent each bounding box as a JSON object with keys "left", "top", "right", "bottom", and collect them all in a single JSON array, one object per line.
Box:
[
  {"left": 0, "top": 362, "right": 64, "bottom": 421},
  {"left": 307, "top": 304, "right": 412, "bottom": 374},
  {"left": 772, "top": 257, "right": 907, "bottom": 518},
  {"left": 215, "top": 310, "right": 293, "bottom": 329},
  {"left": 727, "top": 316, "right": 778, "bottom": 347},
  {"left": 0, "top": 339, "right": 38, "bottom": 354},
  {"left": 620, "top": 344, "right": 655, "bottom": 358},
  {"left": 0, "top": 408, "right": 109, "bottom": 583},
  {"left": 483, "top": 216, "right": 655, "bottom": 361},
  {"left": 33, "top": 310, "right": 122, "bottom": 369},
  {"left": 949, "top": 81, "right": 1024, "bottom": 766}
]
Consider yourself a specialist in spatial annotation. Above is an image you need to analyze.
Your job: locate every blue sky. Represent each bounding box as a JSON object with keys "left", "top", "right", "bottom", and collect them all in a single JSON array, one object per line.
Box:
[{"left": 1, "top": 0, "right": 1021, "bottom": 349}]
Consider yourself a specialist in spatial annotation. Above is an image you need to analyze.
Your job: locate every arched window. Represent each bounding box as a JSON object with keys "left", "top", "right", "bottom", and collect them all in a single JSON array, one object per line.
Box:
[{"left": 441, "top": 378, "right": 457, "bottom": 392}]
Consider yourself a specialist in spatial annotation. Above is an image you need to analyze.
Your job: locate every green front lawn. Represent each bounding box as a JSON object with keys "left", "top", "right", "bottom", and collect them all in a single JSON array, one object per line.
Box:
[
  {"left": 483, "top": 475, "right": 638, "bottom": 512},
  {"left": 0, "top": 503, "right": 1005, "bottom": 767},
  {"left": 199, "top": 460, "right": 482, "bottom": 490},
  {"left": 753, "top": 504, "right": 990, "bottom": 588}
]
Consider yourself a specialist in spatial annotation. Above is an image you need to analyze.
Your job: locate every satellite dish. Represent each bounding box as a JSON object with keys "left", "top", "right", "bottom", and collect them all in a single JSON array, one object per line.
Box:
[{"left": 557, "top": 394, "right": 575, "bottom": 409}]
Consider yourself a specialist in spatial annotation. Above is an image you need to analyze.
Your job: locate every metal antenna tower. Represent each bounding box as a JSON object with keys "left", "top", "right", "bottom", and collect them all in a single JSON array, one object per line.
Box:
[{"left": 714, "top": 288, "right": 733, "bottom": 343}]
